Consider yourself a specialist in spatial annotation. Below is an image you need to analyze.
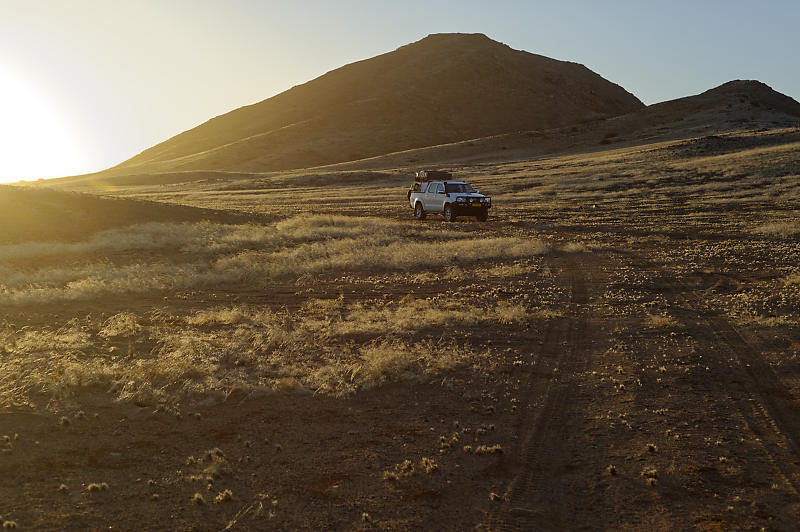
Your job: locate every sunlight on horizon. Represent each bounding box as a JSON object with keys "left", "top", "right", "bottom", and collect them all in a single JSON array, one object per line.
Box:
[{"left": 0, "top": 63, "right": 89, "bottom": 183}]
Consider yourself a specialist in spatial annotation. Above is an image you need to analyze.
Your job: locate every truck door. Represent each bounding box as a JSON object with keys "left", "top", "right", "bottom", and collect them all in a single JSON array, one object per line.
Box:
[
  {"left": 433, "top": 182, "right": 446, "bottom": 212},
  {"left": 422, "top": 182, "right": 437, "bottom": 210}
]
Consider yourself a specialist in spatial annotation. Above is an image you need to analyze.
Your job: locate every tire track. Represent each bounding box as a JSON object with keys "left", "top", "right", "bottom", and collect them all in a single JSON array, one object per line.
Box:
[
  {"left": 624, "top": 252, "right": 800, "bottom": 494},
  {"left": 480, "top": 255, "right": 594, "bottom": 531},
  {"left": 670, "top": 276, "right": 800, "bottom": 493}
]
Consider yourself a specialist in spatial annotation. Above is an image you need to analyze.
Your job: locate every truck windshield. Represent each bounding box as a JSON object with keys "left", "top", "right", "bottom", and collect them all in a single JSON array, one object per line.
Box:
[{"left": 444, "top": 183, "right": 476, "bottom": 194}]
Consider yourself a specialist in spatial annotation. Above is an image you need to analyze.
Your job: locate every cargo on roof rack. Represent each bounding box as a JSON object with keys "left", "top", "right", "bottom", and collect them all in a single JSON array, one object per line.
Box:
[{"left": 415, "top": 170, "right": 452, "bottom": 182}]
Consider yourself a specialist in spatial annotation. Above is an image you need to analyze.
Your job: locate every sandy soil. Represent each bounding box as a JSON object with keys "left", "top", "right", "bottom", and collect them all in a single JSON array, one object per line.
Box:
[{"left": 2, "top": 129, "right": 800, "bottom": 530}]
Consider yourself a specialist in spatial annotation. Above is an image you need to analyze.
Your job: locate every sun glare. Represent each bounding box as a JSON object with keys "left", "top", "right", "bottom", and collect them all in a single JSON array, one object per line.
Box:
[{"left": 0, "top": 64, "right": 88, "bottom": 183}]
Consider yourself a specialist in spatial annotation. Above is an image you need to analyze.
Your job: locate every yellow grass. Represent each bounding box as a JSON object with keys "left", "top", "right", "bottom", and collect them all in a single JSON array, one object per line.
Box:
[
  {"left": 0, "top": 283, "right": 543, "bottom": 406},
  {"left": 754, "top": 222, "right": 800, "bottom": 237},
  {"left": 0, "top": 215, "right": 548, "bottom": 305}
]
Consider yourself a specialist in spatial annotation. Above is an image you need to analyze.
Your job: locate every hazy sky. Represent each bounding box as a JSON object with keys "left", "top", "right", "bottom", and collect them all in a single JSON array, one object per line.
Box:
[{"left": 1, "top": 0, "right": 798, "bottom": 182}]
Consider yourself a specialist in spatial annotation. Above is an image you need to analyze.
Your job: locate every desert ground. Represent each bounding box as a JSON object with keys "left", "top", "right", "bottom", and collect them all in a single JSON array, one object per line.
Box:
[{"left": 1, "top": 127, "right": 800, "bottom": 530}]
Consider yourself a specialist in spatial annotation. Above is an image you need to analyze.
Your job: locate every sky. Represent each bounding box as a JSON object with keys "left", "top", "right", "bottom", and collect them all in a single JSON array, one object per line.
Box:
[{"left": 1, "top": 0, "right": 798, "bottom": 183}]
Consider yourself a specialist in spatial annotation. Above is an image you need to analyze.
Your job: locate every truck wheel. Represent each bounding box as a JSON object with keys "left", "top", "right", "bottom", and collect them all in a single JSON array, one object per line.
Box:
[
  {"left": 414, "top": 202, "right": 426, "bottom": 220},
  {"left": 476, "top": 209, "right": 488, "bottom": 222},
  {"left": 443, "top": 204, "right": 455, "bottom": 222}
]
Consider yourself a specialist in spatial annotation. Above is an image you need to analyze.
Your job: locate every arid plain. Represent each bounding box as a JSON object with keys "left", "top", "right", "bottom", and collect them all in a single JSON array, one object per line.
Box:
[
  {"left": 2, "top": 33, "right": 800, "bottom": 531},
  {"left": 1, "top": 126, "right": 798, "bottom": 530}
]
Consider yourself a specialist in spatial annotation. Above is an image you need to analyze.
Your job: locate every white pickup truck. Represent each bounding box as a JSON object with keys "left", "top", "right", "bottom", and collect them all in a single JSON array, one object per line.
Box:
[{"left": 408, "top": 172, "right": 492, "bottom": 222}]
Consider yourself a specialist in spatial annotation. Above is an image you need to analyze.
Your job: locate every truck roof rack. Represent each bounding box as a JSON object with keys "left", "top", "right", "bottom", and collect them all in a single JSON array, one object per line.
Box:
[{"left": 415, "top": 170, "right": 452, "bottom": 182}]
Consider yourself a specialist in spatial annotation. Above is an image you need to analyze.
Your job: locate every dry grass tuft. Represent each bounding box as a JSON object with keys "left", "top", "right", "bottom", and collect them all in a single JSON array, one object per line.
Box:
[
  {"left": 641, "top": 468, "right": 657, "bottom": 479},
  {"left": 495, "top": 301, "right": 529, "bottom": 324},
  {"left": 99, "top": 313, "right": 141, "bottom": 338},
  {"left": 561, "top": 242, "right": 591, "bottom": 253},
  {"left": 382, "top": 459, "right": 415, "bottom": 481},
  {"left": 201, "top": 449, "right": 229, "bottom": 481},
  {"left": 420, "top": 457, "right": 439, "bottom": 474},
  {"left": 192, "top": 492, "right": 206, "bottom": 505},
  {"left": 474, "top": 444, "right": 503, "bottom": 455},
  {"left": 754, "top": 221, "right": 800, "bottom": 237},
  {"left": 645, "top": 313, "right": 678, "bottom": 329},
  {"left": 0, "top": 215, "right": 548, "bottom": 306},
  {"left": 785, "top": 272, "right": 800, "bottom": 286},
  {"left": 214, "top": 489, "right": 233, "bottom": 503}
]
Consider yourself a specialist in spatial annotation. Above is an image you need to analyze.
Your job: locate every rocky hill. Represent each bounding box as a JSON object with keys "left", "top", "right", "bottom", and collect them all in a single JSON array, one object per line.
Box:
[
  {"left": 103, "top": 33, "right": 643, "bottom": 175},
  {"left": 322, "top": 79, "right": 800, "bottom": 170}
]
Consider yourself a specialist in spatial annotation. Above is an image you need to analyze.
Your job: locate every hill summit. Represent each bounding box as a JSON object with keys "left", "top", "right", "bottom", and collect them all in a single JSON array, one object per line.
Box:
[{"left": 109, "top": 33, "right": 643, "bottom": 175}]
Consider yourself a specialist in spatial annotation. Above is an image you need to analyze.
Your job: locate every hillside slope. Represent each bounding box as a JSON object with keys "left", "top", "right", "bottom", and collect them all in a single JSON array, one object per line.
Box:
[
  {"left": 104, "top": 33, "right": 642, "bottom": 175},
  {"left": 324, "top": 79, "right": 800, "bottom": 170},
  {"left": 0, "top": 186, "right": 249, "bottom": 244}
]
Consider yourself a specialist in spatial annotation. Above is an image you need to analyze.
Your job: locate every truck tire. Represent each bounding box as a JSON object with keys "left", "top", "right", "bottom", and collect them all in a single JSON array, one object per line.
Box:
[
  {"left": 414, "top": 202, "right": 426, "bottom": 220},
  {"left": 444, "top": 204, "right": 455, "bottom": 222},
  {"left": 476, "top": 209, "right": 488, "bottom": 222}
]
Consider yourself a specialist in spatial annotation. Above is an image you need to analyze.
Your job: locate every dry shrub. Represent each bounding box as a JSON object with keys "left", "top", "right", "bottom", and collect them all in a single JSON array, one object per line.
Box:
[
  {"left": 530, "top": 309, "right": 564, "bottom": 320},
  {"left": 420, "top": 457, "right": 439, "bottom": 474},
  {"left": 0, "top": 215, "right": 546, "bottom": 405},
  {"left": 480, "top": 263, "right": 532, "bottom": 279},
  {"left": 0, "top": 215, "right": 548, "bottom": 305},
  {"left": 273, "top": 377, "right": 308, "bottom": 393},
  {"left": 214, "top": 489, "right": 233, "bottom": 503},
  {"left": 495, "top": 301, "right": 529, "bottom": 324},
  {"left": 562, "top": 242, "right": 590, "bottom": 253},
  {"left": 355, "top": 341, "right": 419, "bottom": 388},
  {"left": 383, "top": 459, "right": 415, "bottom": 481},
  {"left": 185, "top": 307, "right": 257, "bottom": 326},
  {"left": 99, "top": 313, "right": 141, "bottom": 338},
  {"left": 0, "top": 293, "right": 511, "bottom": 406},
  {"left": 785, "top": 273, "right": 800, "bottom": 286},
  {"left": 410, "top": 271, "right": 439, "bottom": 283},
  {"left": 753, "top": 222, "right": 800, "bottom": 237},
  {"left": 645, "top": 313, "right": 678, "bottom": 329}
]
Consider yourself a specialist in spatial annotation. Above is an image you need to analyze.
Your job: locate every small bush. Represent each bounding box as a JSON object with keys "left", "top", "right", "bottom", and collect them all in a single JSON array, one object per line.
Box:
[
  {"left": 754, "top": 222, "right": 800, "bottom": 237},
  {"left": 214, "top": 489, "right": 233, "bottom": 503},
  {"left": 475, "top": 444, "right": 503, "bottom": 455},
  {"left": 646, "top": 314, "right": 678, "bottom": 329},
  {"left": 420, "top": 457, "right": 439, "bottom": 474}
]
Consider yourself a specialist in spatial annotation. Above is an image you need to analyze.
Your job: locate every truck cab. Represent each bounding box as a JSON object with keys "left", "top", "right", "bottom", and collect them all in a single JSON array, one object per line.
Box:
[{"left": 408, "top": 171, "right": 491, "bottom": 222}]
